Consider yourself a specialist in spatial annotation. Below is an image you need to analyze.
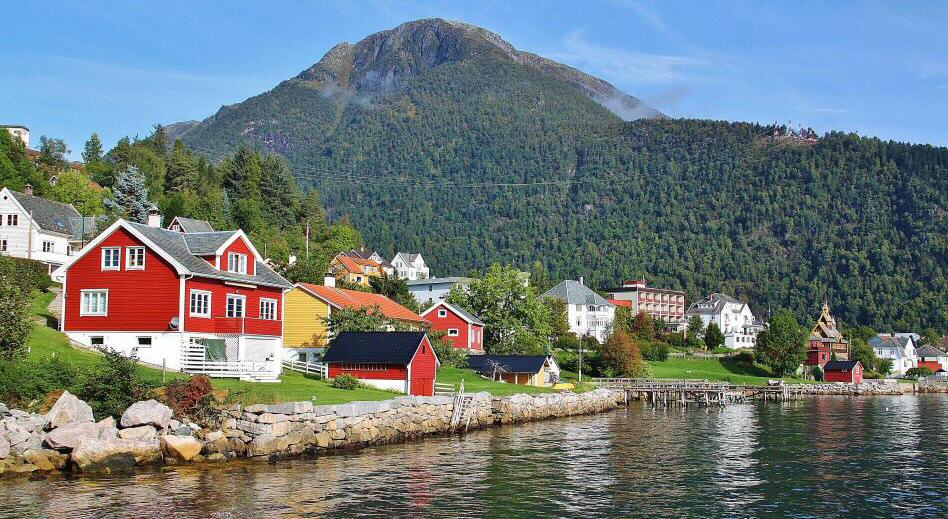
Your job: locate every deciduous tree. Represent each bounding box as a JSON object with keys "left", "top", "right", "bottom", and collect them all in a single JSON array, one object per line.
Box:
[{"left": 755, "top": 311, "right": 807, "bottom": 377}]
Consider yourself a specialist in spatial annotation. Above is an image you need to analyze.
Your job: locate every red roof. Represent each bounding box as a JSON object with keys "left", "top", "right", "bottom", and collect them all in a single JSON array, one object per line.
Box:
[
  {"left": 608, "top": 299, "right": 633, "bottom": 308},
  {"left": 298, "top": 283, "right": 428, "bottom": 324},
  {"left": 333, "top": 255, "right": 381, "bottom": 275}
]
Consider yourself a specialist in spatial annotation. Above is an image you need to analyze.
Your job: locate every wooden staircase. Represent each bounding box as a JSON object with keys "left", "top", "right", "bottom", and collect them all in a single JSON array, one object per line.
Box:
[{"left": 447, "top": 380, "right": 476, "bottom": 432}]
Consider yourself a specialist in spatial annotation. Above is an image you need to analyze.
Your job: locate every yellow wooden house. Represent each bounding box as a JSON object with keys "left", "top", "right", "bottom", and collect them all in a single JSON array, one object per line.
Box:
[{"left": 329, "top": 254, "right": 383, "bottom": 287}]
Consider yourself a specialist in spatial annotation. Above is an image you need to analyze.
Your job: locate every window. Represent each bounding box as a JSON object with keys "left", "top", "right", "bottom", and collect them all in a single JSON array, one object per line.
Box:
[
  {"left": 448, "top": 328, "right": 459, "bottom": 337},
  {"left": 438, "top": 309, "right": 447, "bottom": 318},
  {"left": 102, "top": 247, "right": 120, "bottom": 270},
  {"left": 42, "top": 241, "right": 53, "bottom": 253},
  {"left": 90, "top": 336, "right": 104, "bottom": 347},
  {"left": 260, "top": 298, "right": 278, "bottom": 320},
  {"left": 6, "top": 214, "right": 17, "bottom": 226},
  {"left": 298, "top": 353, "right": 308, "bottom": 363},
  {"left": 126, "top": 246, "right": 145, "bottom": 270},
  {"left": 226, "top": 294, "right": 246, "bottom": 318},
  {"left": 80, "top": 290, "right": 108, "bottom": 316},
  {"left": 227, "top": 252, "right": 247, "bottom": 274},
  {"left": 137, "top": 337, "right": 152, "bottom": 347},
  {"left": 67, "top": 244, "right": 75, "bottom": 256},
  {"left": 356, "top": 275, "right": 363, "bottom": 283},
  {"left": 340, "top": 363, "right": 386, "bottom": 371},
  {"left": 190, "top": 290, "right": 211, "bottom": 317},
  {"left": 0, "top": 239, "right": 6, "bottom": 252}
]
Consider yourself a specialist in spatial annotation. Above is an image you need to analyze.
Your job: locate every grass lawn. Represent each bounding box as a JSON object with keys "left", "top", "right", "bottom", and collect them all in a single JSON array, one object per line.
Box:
[
  {"left": 436, "top": 367, "right": 554, "bottom": 396},
  {"left": 648, "top": 356, "right": 809, "bottom": 385}
]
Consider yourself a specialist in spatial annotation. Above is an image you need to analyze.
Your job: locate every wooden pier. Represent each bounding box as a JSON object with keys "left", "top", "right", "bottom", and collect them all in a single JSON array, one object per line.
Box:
[{"left": 592, "top": 378, "right": 799, "bottom": 408}]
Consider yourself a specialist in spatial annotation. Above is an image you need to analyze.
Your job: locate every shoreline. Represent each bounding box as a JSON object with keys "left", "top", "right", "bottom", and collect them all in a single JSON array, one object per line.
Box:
[{"left": 3, "top": 382, "right": 947, "bottom": 478}]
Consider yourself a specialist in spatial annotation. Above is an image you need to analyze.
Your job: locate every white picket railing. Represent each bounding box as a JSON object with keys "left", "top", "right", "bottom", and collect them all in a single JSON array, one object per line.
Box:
[
  {"left": 181, "top": 340, "right": 279, "bottom": 381},
  {"left": 282, "top": 358, "right": 329, "bottom": 379}
]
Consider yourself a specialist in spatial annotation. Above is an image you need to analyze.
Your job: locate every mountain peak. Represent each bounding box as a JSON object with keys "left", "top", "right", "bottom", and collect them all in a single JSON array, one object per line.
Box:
[{"left": 296, "top": 18, "right": 662, "bottom": 120}]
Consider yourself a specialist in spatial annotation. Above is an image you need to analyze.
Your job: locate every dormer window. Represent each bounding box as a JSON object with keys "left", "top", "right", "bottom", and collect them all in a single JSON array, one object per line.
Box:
[{"left": 227, "top": 252, "right": 247, "bottom": 274}]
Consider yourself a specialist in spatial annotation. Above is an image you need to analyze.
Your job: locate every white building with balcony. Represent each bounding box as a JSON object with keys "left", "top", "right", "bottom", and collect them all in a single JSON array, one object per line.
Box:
[
  {"left": 542, "top": 279, "right": 615, "bottom": 343},
  {"left": 684, "top": 293, "right": 764, "bottom": 349},
  {"left": 391, "top": 252, "right": 430, "bottom": 280}
]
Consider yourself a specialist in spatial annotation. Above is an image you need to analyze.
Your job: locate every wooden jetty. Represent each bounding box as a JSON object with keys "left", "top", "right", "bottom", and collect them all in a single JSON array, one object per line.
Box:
[{"left": 592, "top": 378, "right": 799, "bottom": 408}]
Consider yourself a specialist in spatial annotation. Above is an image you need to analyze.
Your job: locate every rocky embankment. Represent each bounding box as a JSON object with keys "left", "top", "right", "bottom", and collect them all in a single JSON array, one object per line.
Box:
[
  {"left": 788, "top": 380, "right": 909, "bottom": 395},
  {"left": 0, "top": 388, "right": 624, "bottom": 476}
]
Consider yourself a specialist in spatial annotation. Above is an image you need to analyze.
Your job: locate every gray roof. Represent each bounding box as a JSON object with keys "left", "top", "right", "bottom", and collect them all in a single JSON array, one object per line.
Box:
[
  {"left": 67, "top": 216, "right": 98, "bottom": 241},
  {"left": 8, "top": 189, "right": 82, "bottom": 236},
  {"left": 182, "top": 231, "right": 239, "bottom": 255},
  {"left": 686, "top": 293, "right": 744, "bottom": 316},
  {"left": 428, "top": 301, "right": 484, "bottom": 326},
  {"left": 343, "top": 248, "right": 392, "bottom": 268},
  {"left": 916, "top": 345, "right": 946, "bottom": 358},
  {"left": 406, "top": 276, "right": 473, "bottom": 286},
  {"left": 170, "top": 217, "right": 215, "bottom": 233},
  {"left": 127, "top": 222, "right": 291, "bottom": 289},
  {"left": 869, "top": 335, "right": 913, "bottom": 350},
  {"left": 541, "top": 280, "right": 613, "bottom": 307},
  {"left": 396, "top": 252, "right": 421, "bottom": 263}
]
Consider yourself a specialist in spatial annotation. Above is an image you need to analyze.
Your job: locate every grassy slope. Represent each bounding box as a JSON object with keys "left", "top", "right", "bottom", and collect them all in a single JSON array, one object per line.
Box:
[{"left": 648, "top": 357, "right": 809, "bottom": 385}]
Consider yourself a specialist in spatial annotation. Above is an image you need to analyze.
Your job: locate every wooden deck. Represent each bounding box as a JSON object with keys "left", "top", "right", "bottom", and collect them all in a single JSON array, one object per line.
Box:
[{"left": 593, "top": 378, "right": 799, "bottom": 408}]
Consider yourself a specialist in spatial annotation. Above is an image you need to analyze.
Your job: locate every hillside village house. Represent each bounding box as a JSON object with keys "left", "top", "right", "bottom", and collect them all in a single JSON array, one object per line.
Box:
[
  {"left": 421, "top": 301, "right": 485, "bottom": 352},
  {"left": 0, "top": 186, "right": 96, "bottom": 274},
  {"left": 55, "top": 216, "right": 293, "bottom": 382},
  {"left": 167, "top": 216, "right": 215, "bottom": 233},
  {"left": 915, "top": 345, "right": 948, "bottom": 373},
  {"left": 684, "top": 293, "right": 765, "bottom": 349},
  {"left": 542, "top": 279, "right": 615, "bottom": 343},
  {"left": 606, "top": 279, "right": 686, "bottom": 326},
  {"left": 391, "top": 252, "right": 429, "bottom": 280},
  {"left": 869, "top": 333, "right": 920, "bottom": 376},
  {"left": 283, "top": 279, "right": 429, "bottom": 363},
  {"left": 342, "top": 248, "right": 394, "bottom": 276},
  {"left": 329, "top": 253, "right": 383, "bottom": 287},
  {"left": 467, "top": 355, "right": 561, "bottom": 387},
  {"left": 2, "top": 125, "right": 30, "bottom": 147},
  {"left": 803, "top": 302, "right": 850, "bottom": 370},
  {"left": 407, "top": 276, "right": 473, "bottom": 305},
  {"left": 323, "top": 331, "right": 439, "bottom": 396}
]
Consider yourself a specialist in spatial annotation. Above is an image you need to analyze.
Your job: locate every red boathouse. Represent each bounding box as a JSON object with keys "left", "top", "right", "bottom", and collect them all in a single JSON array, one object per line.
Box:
[
  {"left": 323, "top": 332, "right": 439, "bottom": 396},
  {"left": 823, "top": 360, "right": 864, "bottom": 384}
]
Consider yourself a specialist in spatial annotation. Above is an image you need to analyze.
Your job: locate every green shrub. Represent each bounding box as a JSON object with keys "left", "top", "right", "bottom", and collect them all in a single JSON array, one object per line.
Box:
[
  {"left": 554, "top": 348, "right": 579, "bottom": 372},
  {"left": 330, "top": 374, "right": 362, "bottom": 390},
  {"left": 0, "top": 355, "right": 80, "bottom": 407},
  {"left": 809, "top": 365, "right": 824, "bottom": 381},
  {"left": 905, "top": 367, "right": 934, "bottom": 380},
  {"left": 77, "top": 349, "right": 155, "bottom": 419},
  {"left": 733, "top": 350, "right": 756, "bottom": 364},
  {"left": 0, "top": 256, "right": 52, "bottom": 294},
  {"left": 640, "top": 341, "right": 670, "bottom": 362}
]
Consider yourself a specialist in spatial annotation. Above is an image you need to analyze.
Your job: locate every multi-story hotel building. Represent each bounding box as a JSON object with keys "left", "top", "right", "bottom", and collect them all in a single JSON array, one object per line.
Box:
[{"left": 606, "top": 279, "right": 686, "bottom": 325}]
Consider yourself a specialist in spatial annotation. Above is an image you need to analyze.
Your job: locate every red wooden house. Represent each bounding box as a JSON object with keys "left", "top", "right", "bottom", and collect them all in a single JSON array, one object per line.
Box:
[
  {"left": 420, "top": 301, "right": 484, "bottom": 352},
  {"left": 322, "top": 332, "right": 439, "bottom": 396},
  {"left": 916, "top": 345, "right": 948, "bottom": 373},
  {"left": 823, "top": 360, "right": 864, "bottom": 384},
  {"left": 56, "top": 217, "right": 292, "bottom": 381}
]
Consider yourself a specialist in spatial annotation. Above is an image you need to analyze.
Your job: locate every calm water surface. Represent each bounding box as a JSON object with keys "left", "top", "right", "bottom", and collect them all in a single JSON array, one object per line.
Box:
[{"left": 3, "top": 395, "right": 947, "bottom": 518}]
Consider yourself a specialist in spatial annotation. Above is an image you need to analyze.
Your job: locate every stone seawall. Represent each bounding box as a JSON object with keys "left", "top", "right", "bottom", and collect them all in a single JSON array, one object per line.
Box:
[
  {"left": 788, "top": 380, "right": 908, "bottom": 395},
  {"left": 0, "top": 389, "right": 625, "bottom": 475}
]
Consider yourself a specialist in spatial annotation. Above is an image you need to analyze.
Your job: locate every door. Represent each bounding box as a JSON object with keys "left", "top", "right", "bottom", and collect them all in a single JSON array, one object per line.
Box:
[{"left": 411, "top": 375, "right": 434, "bottom": 396}]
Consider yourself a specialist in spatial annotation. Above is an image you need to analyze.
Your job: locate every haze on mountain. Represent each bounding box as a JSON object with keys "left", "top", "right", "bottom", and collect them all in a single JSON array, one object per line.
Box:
[{"left": 168, "top": 18, "right": 947, "bottom": 332}]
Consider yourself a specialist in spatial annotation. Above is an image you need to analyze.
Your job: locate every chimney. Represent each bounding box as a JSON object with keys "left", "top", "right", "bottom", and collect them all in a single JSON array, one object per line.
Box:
[
  {"left": 147, "top": 205, "right": 162, "bottom": 227},
  {"left": 23, "top": 184, "right": 32, "bottom": 196},
  {"left": 579, "top": 276, "right": 584, "bottom": 286},
  {"left": 324, "top": 275, "right": 336, "bottom": 287}
]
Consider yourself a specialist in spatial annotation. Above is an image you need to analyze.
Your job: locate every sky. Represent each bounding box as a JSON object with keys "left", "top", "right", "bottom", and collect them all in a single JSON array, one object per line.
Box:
[{"left": 3, "top": 1, "right": 948, "bottom": 158}]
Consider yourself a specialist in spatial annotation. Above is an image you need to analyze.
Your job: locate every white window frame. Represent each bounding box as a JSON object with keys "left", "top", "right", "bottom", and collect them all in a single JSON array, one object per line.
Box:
[
  {"left": 227, "top": 252, "right": 248, "bottom": 274},
  {"left": 260, "top": 298, "right": 278, "bottom": 321},
  {"left": 226, "top": 294, "right": 246, "bottom": 318},
  {"left": 189, "top": 290, "right": 212, "bottom": 318},
  {"left": 438, "top": 309, "right": 447, "bottom": 318},
  {"left": 0, "top": 239, "right": 6, "bottom": 252},
  {"left": 42, "top": 241, "right": 54, "bottom": 253},
  {"left": 80, "top": 289, "right": 109, "bottom": 316},
  {"left": 125, "top": 246, "right": 145, "bottom": 270},
  {"left": 101, "top": 247, "right": 121, "bottom": 271},
  {"left": 448, "top": 328, "right": 459, "bottom": 337}
]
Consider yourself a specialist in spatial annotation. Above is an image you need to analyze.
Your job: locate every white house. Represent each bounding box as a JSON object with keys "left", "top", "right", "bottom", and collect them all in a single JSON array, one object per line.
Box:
[
  {"left": 407, "top": 276, "right": 473, "bottom": 305},
  {"left": 391, "top": 252, "right": 430, "bottom": 280},
  {"left": 2, "top": 125, "right": 30, "bottom": 147},
  {"left": 869, "top": 334, "right": 919, "bottom": 376},
  {"left": 684, "top": 293, "right": 763, "bottom": 349},
  {"left": 542, "top": 279, "right": 615, "bottom": 343},
  {"left": 0, "top": 185, "right": 96, "bottom": 274}
]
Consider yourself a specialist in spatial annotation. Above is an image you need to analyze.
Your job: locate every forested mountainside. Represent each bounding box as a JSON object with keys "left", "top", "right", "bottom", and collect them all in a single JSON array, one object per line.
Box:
[{"left": 167, "top": 19, "right": 947, "bottom": 331}]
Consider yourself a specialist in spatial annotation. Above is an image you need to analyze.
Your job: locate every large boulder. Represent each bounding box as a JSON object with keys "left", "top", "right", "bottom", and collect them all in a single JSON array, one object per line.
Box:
[
  {"left": 22, "top": 448, "right": 69, "bottom": 471},
  {"left": 96, "top": 417, "right": 119, "bottom": 440},
  {"left": 118, "top": 425, "right": 158, "bottom": 440},
  {"left": 160, "top": 435, "right": 203, "bottom": 461},
  {"left": 45, "top": 392, "right": 94, "bottom": 430},
  {"left": 120, "top": 400, "right": 173, "bottom": 430},
  {"left": 71, "top": 437, "right": 161, "bottom": 473},
  {"left": 45, "top": 421, "right": 99, "bottom": 451},
  {"left": 0, "top": 435, "right": 9, "bottom": 459}
]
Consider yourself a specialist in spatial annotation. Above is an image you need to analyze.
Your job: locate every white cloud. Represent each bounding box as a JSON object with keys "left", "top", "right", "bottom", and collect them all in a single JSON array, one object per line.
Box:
[{"left": 550, "top": 31, "right": 706, "bottom": 84}]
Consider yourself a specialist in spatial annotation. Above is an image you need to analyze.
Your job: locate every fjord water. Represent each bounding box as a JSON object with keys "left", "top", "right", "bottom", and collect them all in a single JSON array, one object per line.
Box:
[{"left": 3, "top": 395, "right": 946, "bottom": 518}]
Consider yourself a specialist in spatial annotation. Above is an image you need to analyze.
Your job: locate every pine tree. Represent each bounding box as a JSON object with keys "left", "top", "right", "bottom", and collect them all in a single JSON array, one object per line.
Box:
[
  {"left": 150, "top": 124, "right": 169, "bottom": 157},
  {"left": 704, "top": 321, "right": 725, "bottom": 350},
  {"left": 106, "top": 166, "right": 151, "bottom": 223},
  {"left": 166, "top": 140, "right": 198, "bottom": 192},
  {"left": 82, "top": 133, "right": 104, "bottom": 163},
  {"left": 260, "top": 154, "right": 301, "bottom": 225}
]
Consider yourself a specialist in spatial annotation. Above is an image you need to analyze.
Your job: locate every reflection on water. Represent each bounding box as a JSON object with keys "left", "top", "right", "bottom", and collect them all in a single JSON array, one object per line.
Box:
[{"left": 2, "top": 395, "right": 947, "bottom": 518}]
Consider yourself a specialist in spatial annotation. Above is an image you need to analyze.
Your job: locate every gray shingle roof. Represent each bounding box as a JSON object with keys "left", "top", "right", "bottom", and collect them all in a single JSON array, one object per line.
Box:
[
  {"left": 426, "top": 301, "right": 484, "bottom": 326},
  {"left": 541, "top": 280, "right": 613, "bottom": 307},
  {"left": 170, "top": 217, "right": 215, "bottom": 233},
  {"left": 127, "top": 222, "right": 291, "bottom": 288},
  {"left": 406, "top": 276, "right": 472, "bottom": 286},
  {"left": 8, "top": 190, "right": 81, "bottom": 236},
  {"left": 468, "top": 355, "right": 549, "bottom": 374},
  {"left": 323, "top": 332, "right": 428, "bottom": 365},
  {"left": 686, "top": 293, "right": 744, "bottom": 316},
  {"left": 915, "top": 345, "right": 945, "bottom": 358},
  {"left": 182, "top": 231, "right": 239, "bottom": 255}
]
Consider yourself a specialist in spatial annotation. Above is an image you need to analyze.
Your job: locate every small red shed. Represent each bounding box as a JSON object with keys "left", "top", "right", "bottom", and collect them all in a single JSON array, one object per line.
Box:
[
  {"left": 823, "top": 360, "right": 864, "bottom": 384},
  {"left": 322, "top": 332, "right": 439, "bottom": 396},
  {"left": 420, "top": 301, "right": 485, "bottom": 352}
]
